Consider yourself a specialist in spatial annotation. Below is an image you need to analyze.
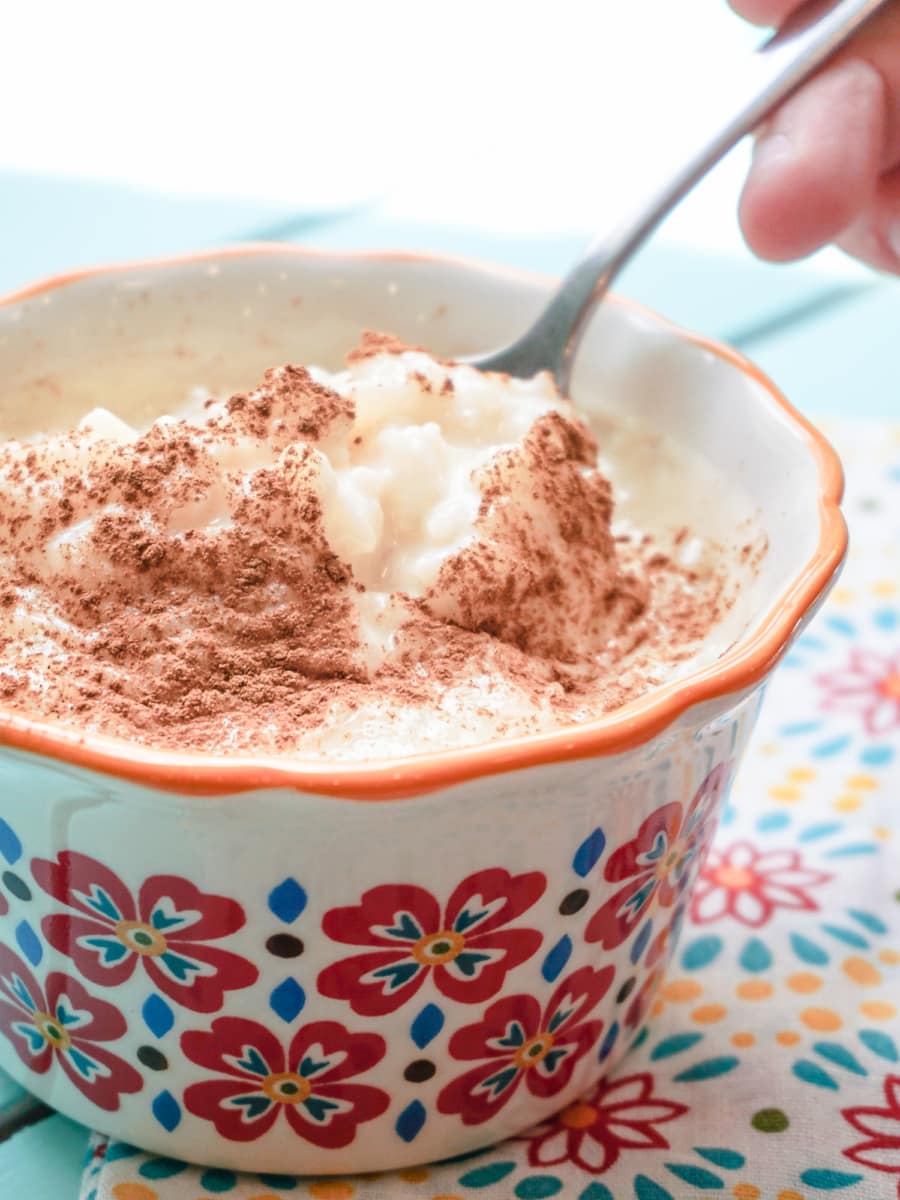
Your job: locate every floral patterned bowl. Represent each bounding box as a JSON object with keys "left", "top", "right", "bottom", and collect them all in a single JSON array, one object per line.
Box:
[{"left": 0, "top": 246, "right": 846, "bottom": 1174}]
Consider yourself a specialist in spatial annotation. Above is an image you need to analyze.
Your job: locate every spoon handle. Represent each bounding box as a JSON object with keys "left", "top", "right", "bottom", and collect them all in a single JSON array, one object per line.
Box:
[{"left": 473, "top": 0, "right": 893, "bottom": 389}]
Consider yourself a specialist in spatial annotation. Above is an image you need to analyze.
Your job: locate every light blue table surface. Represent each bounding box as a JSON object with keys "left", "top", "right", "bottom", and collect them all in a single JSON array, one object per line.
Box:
[{"left": 0, "top": 169, "right": 895, "bottom": 1198}]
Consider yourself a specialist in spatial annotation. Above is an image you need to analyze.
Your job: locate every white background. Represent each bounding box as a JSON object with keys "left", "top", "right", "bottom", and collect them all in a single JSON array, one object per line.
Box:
[{"left": 1, "top": 2, "right": 774, "bottom": 254}]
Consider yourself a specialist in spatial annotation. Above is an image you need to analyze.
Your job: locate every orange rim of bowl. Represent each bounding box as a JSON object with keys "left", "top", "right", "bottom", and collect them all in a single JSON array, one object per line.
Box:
[{"left": 0, "top": 243, "right": 847, "bottom": 800}]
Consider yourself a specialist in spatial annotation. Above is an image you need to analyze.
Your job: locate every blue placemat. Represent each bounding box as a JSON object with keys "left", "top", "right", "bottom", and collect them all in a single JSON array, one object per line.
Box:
[{"left": 0, "top": 169, "right": 354, "bottom": 295}]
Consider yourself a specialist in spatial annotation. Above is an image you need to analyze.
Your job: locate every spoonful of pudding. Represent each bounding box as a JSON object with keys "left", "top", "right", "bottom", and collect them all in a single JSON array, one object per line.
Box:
[{"left": 467, "top": 0, "right": 893, "bottom": 393}]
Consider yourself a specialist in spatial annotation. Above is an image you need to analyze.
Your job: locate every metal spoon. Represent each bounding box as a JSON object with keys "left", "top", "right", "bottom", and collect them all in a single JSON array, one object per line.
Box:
[{"left": 468, "top": 0, "right": 893, "bottom": 392}]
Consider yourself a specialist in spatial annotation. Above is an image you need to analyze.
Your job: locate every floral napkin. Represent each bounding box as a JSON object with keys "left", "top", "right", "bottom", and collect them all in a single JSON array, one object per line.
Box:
[{"left": 78, "top": 421, "right": 900, "bottom": 1200}]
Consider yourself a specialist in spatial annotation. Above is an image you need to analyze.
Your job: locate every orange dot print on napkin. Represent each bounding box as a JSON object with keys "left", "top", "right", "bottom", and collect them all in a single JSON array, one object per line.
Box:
[{"left": 111, "top": 1186, "right": 157, "bottom": 1200}]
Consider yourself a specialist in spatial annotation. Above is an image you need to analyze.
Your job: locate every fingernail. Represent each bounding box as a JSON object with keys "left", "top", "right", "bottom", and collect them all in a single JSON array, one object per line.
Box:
[
  {"left": 751, "top": 132, "right": 794, "bottom": 177},
  {"left": 888, "top": 220, "right": 900, "bottom": 265}
]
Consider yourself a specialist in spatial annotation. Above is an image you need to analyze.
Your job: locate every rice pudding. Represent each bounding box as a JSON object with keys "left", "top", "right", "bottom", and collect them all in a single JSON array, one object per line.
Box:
[{"left": 0, "top": 333, "right": 747, "bottom": 759}]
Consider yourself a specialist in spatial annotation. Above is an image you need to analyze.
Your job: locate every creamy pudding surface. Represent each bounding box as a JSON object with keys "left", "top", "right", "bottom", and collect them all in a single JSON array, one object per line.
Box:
[{"left": 0, "top": 333, "right": 744, "bottom": 759}]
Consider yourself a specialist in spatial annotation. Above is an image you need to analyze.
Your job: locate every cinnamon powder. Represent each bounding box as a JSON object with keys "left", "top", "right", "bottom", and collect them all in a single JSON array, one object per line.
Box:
[{"left": 0, "top": 336, "right": 731, "bottom": 755}]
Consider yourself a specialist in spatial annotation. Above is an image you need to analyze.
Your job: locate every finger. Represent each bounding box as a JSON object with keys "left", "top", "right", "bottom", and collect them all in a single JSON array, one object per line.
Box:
[
  {"left": 729, "top": 0, "right": 803, "bottom": 26},
  {"left": 836, "top": 163, "right": 900, "bottom": 273},
  {"left": 738, "top": 59, "right": 887, "bottom": 261},
  {"left": 836, "top": 7, "right": 900, "bottom": 160}
]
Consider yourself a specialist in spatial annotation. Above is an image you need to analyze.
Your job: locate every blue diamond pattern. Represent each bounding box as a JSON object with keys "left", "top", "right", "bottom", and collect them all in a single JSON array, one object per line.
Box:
[
  {"left": 151, "top": 1090, "right": 181, "bottom": 1132},
  {"left": 630, "top": 920, "right": 653, "bottom": 966},
  {"left": 410, "top": 1002, "right": 444, "bottom": 1050},
  {"left": 267, "top": 878, "right": 307, "bottom": 923},
  {"left": 15, "top": 920, "right": 41, "bottom": 966},
  {"left": 0, "top": 819, "right": 22, "bottom": 866},
  {"left": 573, "top": 827, "right": 606, "bottom": 877},
  {"left": 396, "top": 1099, "right": 427, "bottom": 1142},
  {"left": 270, "top": 978, "right": 305, "bottom": 1022},
  {"left": 598, "top": 1020, "right": 620, "bottom": 1062},
  {"left": 541, "top": 935, "right": 572, "bottom": 983},
  {"left": 142, "top": 994, "right": 175, "bottom": 1038}
]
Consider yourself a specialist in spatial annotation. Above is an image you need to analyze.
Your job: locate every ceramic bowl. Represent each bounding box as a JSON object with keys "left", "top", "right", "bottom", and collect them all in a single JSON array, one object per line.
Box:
[{"left": 0, "top": 247, "right": 845, "bottom": 1174}]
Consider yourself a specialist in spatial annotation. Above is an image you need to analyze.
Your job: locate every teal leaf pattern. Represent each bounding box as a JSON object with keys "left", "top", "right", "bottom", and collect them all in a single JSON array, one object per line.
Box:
[
  {"left": 674, "top": 1056, "right": 740, "bottom": 1083},
  {"left": 793, "top": 1061, "right": 840, "bottom": 1090},
  {"left": 800, "top": 1169, "right": 866, "bottom": 1189},
  {"left": 694, "top": 1148, "right": 745, "bottom": 1169},
  {"left": 664, "top": 1163, "right": 724, "bottom": 1189},
  {"left": 650, "top": 1033, "right": 704, "bottom": 1060},
  {"left": 739, "top": 938, "right": 772, "bottom": 973},
  {"left": 681, "top": 935, "right": 724, "bottom": 970},
  {"left": 634, "top": 1178, "right": 674, "bottom": 1200},
  {"left": 813, "top": 1043, "right": 867, "bottom": 1076},
  {"left": 459, "top": 1162, "right": 517, "bottom": 1188},
  {"left": 858, "top": 1030, "right": 898, "bottom": 1062}
]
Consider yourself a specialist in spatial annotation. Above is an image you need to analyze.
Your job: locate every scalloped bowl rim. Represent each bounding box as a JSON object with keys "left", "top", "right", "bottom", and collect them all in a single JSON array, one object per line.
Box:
[{"left": 0, "top": 244, "right": 847, "bottom": 800}]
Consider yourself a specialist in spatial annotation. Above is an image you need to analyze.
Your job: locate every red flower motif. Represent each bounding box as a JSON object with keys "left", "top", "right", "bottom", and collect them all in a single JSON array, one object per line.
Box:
[
  {"left": 318, "top": 868, "right": 546, "bottom": 1016},
  {"left": 817, "top": 647, "right": 900, "bottom": 735},
  {"left": 585, "top": 764, "right": 729, "bottom": 949},
  {"left": 31, "top": 851, "right": 258, "bottom": 1013},
  {"left": 690, "top": 840, "right": 831, "bottom": 928},
  {"left": 521, "top": 1071, "right": 688, "bottom": 1174},
  {"left": 0, "top": 944, "right": 142, "bottom": 1112},
  {"left": 843, "top": 1074, "right": 900, "bottom": 1193},
  {"left": 182, "top": 1016, "right": 388, "bottom": 1148},
  {"left": 437, "top": 964, "right": 614, "bottom": 1125}
]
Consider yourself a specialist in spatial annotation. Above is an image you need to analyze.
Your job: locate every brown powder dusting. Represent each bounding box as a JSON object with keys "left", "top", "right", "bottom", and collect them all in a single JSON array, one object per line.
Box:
[
  {"left": 0, "top": 365, "right": 366, "bottom": 745},
  {"left": 346, "top": 330, "right": 419, "bottom": 363},
  {"left": 427, "top": 411, "right": 647, "bottom": 661},
  {"left": 0, "top": 338, "right": 736, "bottom": 755},
  {"left": 223, "top": 364, "right": 354, "bottom": 449},
  {"left": 346, "top": 329, "right": 457, "bottom": 370}
]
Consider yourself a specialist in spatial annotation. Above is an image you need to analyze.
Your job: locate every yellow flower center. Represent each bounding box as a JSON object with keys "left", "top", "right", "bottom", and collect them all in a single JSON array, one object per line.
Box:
[
  {"left": 412, "top": 929, "right": 465, "bottom": 966},
  {"left": 879, "top": 672, "right": 900, "bottom": 701},
  {"left": 34, "top": 1011, "right": 72, "bottom": 1052},
  {"left": 560, "top": 1101, "right": 598, "bottom": 1129},
  {"left": 262, "top": 1071, "right": 311, "bottom": 1105},
  {"left": 513, "top": 1033, "right": 554, "bottom": 1070},
  {"left": 115, "top": 920, "right": 168, "bottom": 957},
  {"left": 657, "top": 841, "right": 685, "bottom": 879}
]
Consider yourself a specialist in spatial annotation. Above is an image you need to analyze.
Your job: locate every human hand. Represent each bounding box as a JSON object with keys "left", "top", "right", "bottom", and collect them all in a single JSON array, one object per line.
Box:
[{"left": 731, "top": 1, "right": 900, "bottom": 272}]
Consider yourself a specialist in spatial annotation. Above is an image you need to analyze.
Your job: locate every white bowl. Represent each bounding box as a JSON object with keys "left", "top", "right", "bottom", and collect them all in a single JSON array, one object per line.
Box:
[{"left": 0, "top": 246, "right": 845, "bottom": 1173}]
